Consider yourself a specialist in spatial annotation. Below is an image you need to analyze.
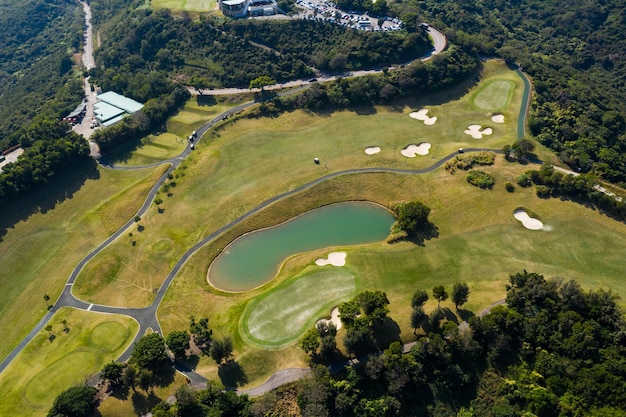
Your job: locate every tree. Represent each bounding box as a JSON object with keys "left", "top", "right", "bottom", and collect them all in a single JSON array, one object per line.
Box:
[
  {"left": 394, "top": 201, "right": 432, "bottom": 237},
  {"left": 130, "top": 333, "right": 169, "bottom": 370},
  {"left": 47, "top": 385, "right": 97, "bottom": 417},
  {"left": 512, "top": 138, "right": 536, "bottom": 161},
  {"left": 189, "top": 315, "right": 212, "bottom": 346},
  {"left": 338, "top": 300, "right": 361, "bottom": 328},
  {"left": 166, "top": 330, "right": 190, "bottom": 360},
  {"left": 412, "top": 289, "right": 429, "bottom": 308},
  {"left": 175, "top": 385, "right": 205, "bottom": 417},
  {"left": 355, "top": 290, "right": 390, "bottom": 324},
  {"left": 301, "top": 328, "right": 320, "bottom": 357},
  {"left": 249, "top": 75, "right": 275, "bottom": 91},
  {"left": 60, "top": 319, "right": 68, "bottom": 332},
  {"left": 410, "top": 306, "right": 426, "bottom": 334},
  {"left": 101, "top": 361, "right": 125, "bottom": 387},
  {"left": 452, "top": 282, "right": 470, "bottom": 310},
  {"left": 138, "top": 368, "right": 155, "bottom": 393},
  {"left": 343, "top": 326, "right": 374, "bottom": 357},
  {"left": 432, "top": 286, "right": 449, "bottom": 307},
  {"left": 122, "top": 364, "right": 138, "bottom": 391},
  {"left": 209, "top": 336, "right": 233, "bottom": 365}
]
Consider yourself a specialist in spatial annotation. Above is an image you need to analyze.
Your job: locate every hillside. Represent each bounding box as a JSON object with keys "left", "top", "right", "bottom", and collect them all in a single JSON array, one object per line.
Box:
[{"left": 392, "top": 0, "right": 626, "bottom": 186}]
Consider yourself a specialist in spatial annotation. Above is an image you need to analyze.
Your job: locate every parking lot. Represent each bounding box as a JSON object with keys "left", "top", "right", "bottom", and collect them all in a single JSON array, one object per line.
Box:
[{"left": 293, "top": 0, "right": 404, "bottom": 32}]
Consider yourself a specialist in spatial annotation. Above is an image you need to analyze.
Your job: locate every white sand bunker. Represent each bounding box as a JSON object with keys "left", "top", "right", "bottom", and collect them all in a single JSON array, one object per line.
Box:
[
  {"left": 315, "top": 251, "right": 347, "bottom": 267},
  {"left": 316, "top": 307, "right": 342, "bottom": 331},
  {"left": 491, "top": 114, "right": 505, "bottom": 123},
  {"left": 365, "top": 146, "right": 381, "bottom": 155},
  {"left": 513, "top": 209, "right": 544, "bottom": 230},
  {"left": 409, "top": 109, "right": 437, "bottom": 125},
  {"left": 401, "top": 143, "right": 431, "bottom": 157},
  {"left": 465, "top": 125, "right": 493, "bottom": 139}
]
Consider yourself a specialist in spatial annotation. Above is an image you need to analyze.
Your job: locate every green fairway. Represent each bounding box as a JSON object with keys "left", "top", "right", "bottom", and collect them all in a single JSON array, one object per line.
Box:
[
  {"left": 110, "top": 99, "right": 239, "bottom": 166},
  {"left": 0, "top": 164, "right": 166, "bottom": 361},
  {"left": 241, "top": 268, "right": 356, "bottom": 346},
  {"left": 152, "top": 0, "right": 218, "bottom": 12},
  {"left": 0, "top": 308, "right": 138, "bottom": 417},
  {"left": 472, "top": 79, "right": 516, "bottom": 112}
]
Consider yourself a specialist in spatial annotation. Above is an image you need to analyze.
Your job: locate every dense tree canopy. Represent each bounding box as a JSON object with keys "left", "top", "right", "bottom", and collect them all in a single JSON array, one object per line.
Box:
[
  {"left": 129, "top": 333, "right": 169, "bottom": 370},
  {"left": 391, "top": 0, "right": 626, "bottom": 186},
  {"left": 48, "top": 385, "right": 97, "bottom": 417}
]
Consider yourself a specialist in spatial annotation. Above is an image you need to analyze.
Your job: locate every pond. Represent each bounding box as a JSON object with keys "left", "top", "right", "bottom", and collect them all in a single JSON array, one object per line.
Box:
[{"left": 208, "top": 201, "right": 395, "bottom": 291}]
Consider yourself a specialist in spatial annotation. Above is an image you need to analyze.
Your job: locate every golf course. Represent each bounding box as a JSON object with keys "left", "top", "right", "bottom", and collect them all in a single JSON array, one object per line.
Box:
[{"left": 1, "top": 59, "right": 625, "bottom": 416}]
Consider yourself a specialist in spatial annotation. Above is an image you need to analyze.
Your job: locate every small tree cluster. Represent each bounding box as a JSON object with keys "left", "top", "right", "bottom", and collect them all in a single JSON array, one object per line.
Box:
[{"left": 338, "top": 290, "right": 390, "bottom": 357}]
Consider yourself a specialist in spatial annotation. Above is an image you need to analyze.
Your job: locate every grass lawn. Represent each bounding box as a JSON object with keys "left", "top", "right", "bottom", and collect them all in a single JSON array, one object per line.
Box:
[
  {"left": 0, "top": 164, "right": 167, "bottom": 361},
  {"left": 0, "top": 308, "right": 138, "bottom": 417},
  {"left": 471, "top": 79, "right": 516, "bottom": 112},
  {"left": 108, "top": 98, "right": 240, "bottom": 166},
  {"left": 152, "top": 0, "right": 218, "bottom": 12},
  {"left": 241, "top": 268, "right": 356, "bottom": 347},
  {"left": 98, "top": 372, "right": 188, "bottom": 417}
]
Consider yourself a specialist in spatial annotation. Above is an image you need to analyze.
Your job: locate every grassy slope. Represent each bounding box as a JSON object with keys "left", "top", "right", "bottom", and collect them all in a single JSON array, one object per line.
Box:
[
  {"left": 0, "top": 308, "right": 138, "bottom": 417},
  {"left": 0, "top": 164, "right": 167, "bottom": 361},
  {"left": 109, "top": 98, "right": 239, "bottom": 166}
]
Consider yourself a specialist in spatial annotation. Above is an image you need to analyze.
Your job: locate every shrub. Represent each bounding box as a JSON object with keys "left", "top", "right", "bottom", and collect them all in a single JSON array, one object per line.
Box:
[
  {"left": 505, "top": 182, "right": 515, "bottom": 192},
  {"left": 445, "top": 152, "right": 495, "bottom": 172},
  {"left": 466, "top": 170, "right": 495, "bottom": 189},
  {"left": 536, "top": 185, "right": 552, "bottom": 198},
  {"left": 516, "top": 173, "right": 532, "bottom": 187}
]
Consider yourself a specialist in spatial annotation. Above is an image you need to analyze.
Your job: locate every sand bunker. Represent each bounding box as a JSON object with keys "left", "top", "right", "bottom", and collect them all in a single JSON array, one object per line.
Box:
[
  {"left": 491, "top": 114, "right": 505, "bottom": 123},
  {"left": 409, "top": 109, "right": 437, "bottom": 125},
  {"left": 513, "top": 209, "right": 544, "bottom": 230},
  {"left": 401, "top": 143, "right": 431, "bottom": 157},
  {"left": 315, "top": 251, "right": 347, "bottom": 267},
  {"left": 465, "top": 125, "right": 493, "bottom": 139},
  {"left": 365, "top": 146, "right": 381, "bottom": 155},
  {"left": 316, "top": 307, "right": 342, "bottom": 331}
]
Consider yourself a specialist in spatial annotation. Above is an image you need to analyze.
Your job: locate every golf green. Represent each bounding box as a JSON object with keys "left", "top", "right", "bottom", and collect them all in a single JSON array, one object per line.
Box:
[
  {"left": 241, "top": 268, "right": 356, "bottom": 346},
  {"left": 472, "top": 79, "right": 515, "bottom": 112}
]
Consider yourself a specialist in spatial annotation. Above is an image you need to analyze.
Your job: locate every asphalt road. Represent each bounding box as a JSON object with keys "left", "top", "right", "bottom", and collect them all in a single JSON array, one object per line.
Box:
[{"left": 192, "top": 25, "right": 448, "bottom": 96}]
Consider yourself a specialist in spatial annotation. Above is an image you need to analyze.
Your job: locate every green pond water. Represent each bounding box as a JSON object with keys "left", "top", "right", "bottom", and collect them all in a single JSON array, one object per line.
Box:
[{"left": 209, "top": 202, "right": 395, "bottom": 291}]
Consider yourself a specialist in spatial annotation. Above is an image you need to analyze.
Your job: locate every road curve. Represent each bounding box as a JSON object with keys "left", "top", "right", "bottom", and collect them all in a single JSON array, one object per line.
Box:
[{"left": 192, "top": 25, "right": 448, "bottom": 96}]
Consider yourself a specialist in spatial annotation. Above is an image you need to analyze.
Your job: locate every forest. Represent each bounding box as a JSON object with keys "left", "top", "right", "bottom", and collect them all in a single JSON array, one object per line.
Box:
[
  {"left": 57, "top": 273, "right": 625, "bottom": 416},
  {"left": 389, "top": 0, "right": 626, "bottom": 186},
  {"left": 0, "top": 0, "right": 84, "bottom": 152}
]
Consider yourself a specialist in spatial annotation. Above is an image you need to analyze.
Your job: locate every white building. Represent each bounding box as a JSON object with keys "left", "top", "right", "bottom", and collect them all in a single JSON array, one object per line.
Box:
[{"left": 220, "top": 0, "right": 278, "bottom": 17}]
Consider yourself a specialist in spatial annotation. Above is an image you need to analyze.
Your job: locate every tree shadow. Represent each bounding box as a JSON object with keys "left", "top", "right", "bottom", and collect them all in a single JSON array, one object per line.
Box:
[
  {"left": 131, "top": 390, "right": 161, "bottom": 416},
  {"left": 175, "top": 354, "right": 200, "bottom": 372},
  {"left": 0, "top": 159, "right": 100, "bottom": 243},
  {"left": 218, "top": 360, "right": 248, "bottom": 388},
  {"left": 408, "top": 221, "right": 439, "bottom": 246},
  {"left": 442, "top": 307, "right": 459, "bottom": 324},
  {"left": 458, "top": 308, "right": 475, "bottom": 322},
  {"left": 152, "top": 364, "right": 176, "bottom": 388},
  {"left": 372, "top": 317, "right": 402, "bottom": 351},
  {"left": 196, "top": 95, "right": 217, "bottom": 106},
  {"left": 109, "top": 383, "right": 131, "bottom": 400},
  {"left": 348, "top": 104, "right": 377, "bottom": 116}
]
